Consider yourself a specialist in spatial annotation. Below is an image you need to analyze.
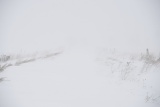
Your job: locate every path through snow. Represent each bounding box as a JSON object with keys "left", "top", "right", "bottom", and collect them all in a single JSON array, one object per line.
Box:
[{"left": 0, "top": 47, "right": 159, "bottom": 107}]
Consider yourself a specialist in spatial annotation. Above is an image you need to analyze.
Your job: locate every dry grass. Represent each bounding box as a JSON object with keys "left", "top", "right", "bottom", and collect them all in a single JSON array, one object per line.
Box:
[
  {"left": 96, "top": 48, "right": 160, "bottom": 80},
  {"left": 15, "top": 58, "right": 36, "bottom": 66},
  {"left": 0, "top": 55, "right": 10, "bottom": 62},
  {"left": 145, "top": 93, "right": 160, "bottom": 104},
  {"left": 0, "top": 51, "right": 63, "bottom": 82},
  {"left": 0, "top": 77, "right": 5, "bottom": 82}
]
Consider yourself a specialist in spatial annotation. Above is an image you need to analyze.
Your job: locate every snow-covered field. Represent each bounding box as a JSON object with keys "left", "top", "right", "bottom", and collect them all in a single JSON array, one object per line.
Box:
[
  {"left": 0, "top": 47, "right": 160, "bottom": 107},
  {"left": 1, "top": 0, "right": 160, "bottom": 107}
]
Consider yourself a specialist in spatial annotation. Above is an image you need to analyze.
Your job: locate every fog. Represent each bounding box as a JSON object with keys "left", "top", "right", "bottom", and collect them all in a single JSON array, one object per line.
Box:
[
  {"left": 0, "top": 0, "right": 160, "bottom": 53},
  {"left": 1, "top": 1, "right": 160, "bottom": 107}
]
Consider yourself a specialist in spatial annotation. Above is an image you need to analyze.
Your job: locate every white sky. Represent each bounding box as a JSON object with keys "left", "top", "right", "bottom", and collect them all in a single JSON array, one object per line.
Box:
[{"left": 0, "top": 0, "right": 160, "bottom": 53}]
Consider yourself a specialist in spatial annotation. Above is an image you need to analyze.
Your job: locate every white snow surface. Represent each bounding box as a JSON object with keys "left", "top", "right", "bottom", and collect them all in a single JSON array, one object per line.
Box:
[
  {"left": 1, "top": 0, "right": 160, "bottom": 107},
  {"left": 0, "top": 47, "right": 160, "bottom": 107}
]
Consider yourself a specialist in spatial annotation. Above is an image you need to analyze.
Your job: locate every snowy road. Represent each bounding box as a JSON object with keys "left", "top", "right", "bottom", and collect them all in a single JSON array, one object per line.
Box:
[
  {"left": 1, "top": 0, "right": 160, "bottom": 107},
  {"left": 0, "top": 48, "right": 160, "bottom": 107}
]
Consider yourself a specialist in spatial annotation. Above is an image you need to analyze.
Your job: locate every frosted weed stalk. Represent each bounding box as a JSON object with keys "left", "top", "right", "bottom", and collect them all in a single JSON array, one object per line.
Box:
[
  {"left": 0, "top": 50, "right": 63, "bottom": 82},
  {"left": 0, "top": 55, "right": 12, "bottom": 81},
  {"left": 96, "top": 48, "right": 160, "bottom": 104},
  {"left": 96, "top": 48, "right": 160, "bottom": 80}
]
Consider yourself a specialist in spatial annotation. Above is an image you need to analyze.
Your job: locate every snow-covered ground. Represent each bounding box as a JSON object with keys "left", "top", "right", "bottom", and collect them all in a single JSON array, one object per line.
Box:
[
  {"left": 1, "top": 0, "right": 160, "bottom": 107},
  {"left": 0, "top": 47, "right": 160, "bottom": 107}
]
